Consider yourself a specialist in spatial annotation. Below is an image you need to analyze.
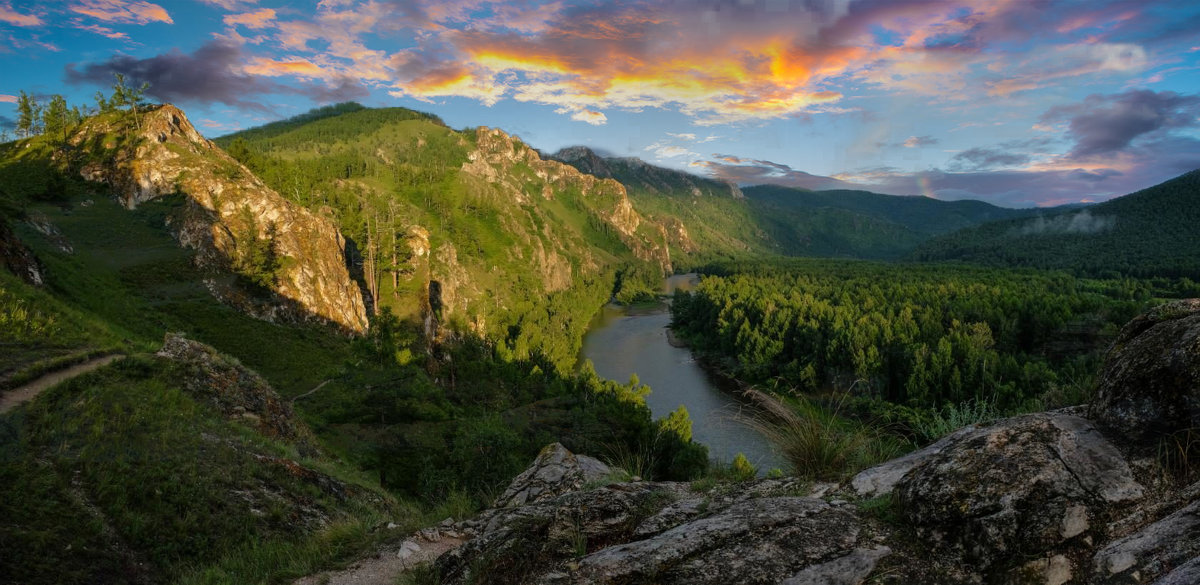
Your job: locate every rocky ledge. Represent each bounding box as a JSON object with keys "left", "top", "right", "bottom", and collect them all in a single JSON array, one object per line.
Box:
[{"left": 384, "top": 300, "right": 1200, "bottom": 585}]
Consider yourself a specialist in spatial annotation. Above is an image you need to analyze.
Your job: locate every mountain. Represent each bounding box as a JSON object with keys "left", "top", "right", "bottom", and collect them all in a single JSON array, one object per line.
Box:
[
  {"left": 552, "top": 147, "right": 1032, "bottom": 262},
  {"left": 914, "top": 169, "right": 1200, "bottom": 278},
  {"left": 551, "top": 147, "right": 775, "bottom": 264},
  {"left": 1, "top": 104, "right": 368, "bottom": 332},
  {"left": 0, "top": 102, "right": 702, "bottom": 584},
  {"left": 217, "top": 108, "right": 673, "bottom": 368}
]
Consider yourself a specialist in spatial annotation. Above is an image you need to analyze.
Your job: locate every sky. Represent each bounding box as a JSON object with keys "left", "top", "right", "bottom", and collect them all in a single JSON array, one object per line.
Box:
[{"left": 2, "top": 0, "right": 1200, "bottom": 207}]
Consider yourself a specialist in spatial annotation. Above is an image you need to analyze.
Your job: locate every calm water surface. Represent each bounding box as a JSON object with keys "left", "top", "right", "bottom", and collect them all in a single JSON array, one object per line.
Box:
[{"left": 579, "top": 274, "right": 783, "bottom": 469}]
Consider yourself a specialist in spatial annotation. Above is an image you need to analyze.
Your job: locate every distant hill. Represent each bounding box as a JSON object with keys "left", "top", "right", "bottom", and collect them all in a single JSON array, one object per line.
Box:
[
  {"left": 551, "top": 147, "right": 773, "bottom": 265},
  {"left": 552, "top": 148, "right": 1033, "bottom": 262},
  {"left": 914, "top": 169, "right": 1200, "bottom": 278}
]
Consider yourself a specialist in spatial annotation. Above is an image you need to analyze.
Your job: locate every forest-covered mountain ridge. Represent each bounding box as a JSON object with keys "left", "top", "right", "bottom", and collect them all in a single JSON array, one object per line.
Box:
[
  {"left": 915, "top": 168, "right": 1200, "bottom": 278},
  {"left": 549, "top": 144, "right": 1041, "bottom": 262}
]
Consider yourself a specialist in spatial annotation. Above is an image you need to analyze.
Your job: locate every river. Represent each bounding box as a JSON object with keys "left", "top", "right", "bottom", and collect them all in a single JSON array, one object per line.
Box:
[{"left": 578, "top": 274, "right": 783, "bottom": 470}]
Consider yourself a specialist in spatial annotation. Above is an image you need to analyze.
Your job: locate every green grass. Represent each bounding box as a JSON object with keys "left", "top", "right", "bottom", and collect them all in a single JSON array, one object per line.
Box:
[
  {"left": 739, "top": 389, "right": 905, "bottom": 481},
  {"left": 12, "top": 195, "right": 350, "bottom": 396},
  {"left": 0, "top": 355, "right": 399, "bottom": 585},
  {"left": 909, "top": 397, "right": 1002, "bottom": 443}
]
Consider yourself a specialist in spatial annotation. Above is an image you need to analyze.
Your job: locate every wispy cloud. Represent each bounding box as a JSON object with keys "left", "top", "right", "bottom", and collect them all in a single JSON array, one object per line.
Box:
[
  {"left": 223, "top": 8, "right": 275, "bottom": 30},
  {"left": 0, "top": 2, "right": 42, "bottom": 26},
  {"left": 570, "top": 109, "right": 606, "bottom": 125},
  {"left": 70, "top": 0, "right": 173, "bottom": 25}
]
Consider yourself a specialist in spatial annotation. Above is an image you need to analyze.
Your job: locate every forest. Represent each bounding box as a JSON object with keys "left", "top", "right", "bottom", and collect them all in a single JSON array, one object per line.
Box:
[{"left": 670, "top": 258, "right": 1198, "bottom": 433}]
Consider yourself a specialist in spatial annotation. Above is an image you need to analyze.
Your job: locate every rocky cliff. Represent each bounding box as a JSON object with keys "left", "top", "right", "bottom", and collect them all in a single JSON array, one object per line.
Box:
[
  {"left": 381, "top": 300, "right": 1200, "bottom": 585},
  {"left": 464, "top": 129, "right": 671, "bottom": 272},
  {"left": 69, "top": 105, "right": 368, "bottom": 332}
]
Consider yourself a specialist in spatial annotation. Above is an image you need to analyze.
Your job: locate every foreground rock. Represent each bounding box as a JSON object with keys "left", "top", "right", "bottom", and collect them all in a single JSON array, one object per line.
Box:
[
  {"left": 435, "top": 471, "right": 887, "bottom": 585},
  {"left": 1090, "top": 298, "right": 1200, "bottom": 443},
  {"left": 896, "top": 413, "right": 1144, "bottom": 578},
  {"left": 322, "top": 302, "right": 1200, "bottom": 585},
  {"left": 493, "top": 443, "right": 613, "bottom": 508}
]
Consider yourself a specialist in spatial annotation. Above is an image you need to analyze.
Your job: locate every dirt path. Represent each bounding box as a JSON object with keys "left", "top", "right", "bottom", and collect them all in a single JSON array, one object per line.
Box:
[
  {"left": 293, "top": 535, "right": 464, "bottom": 585},
  {"left": 0, "top": 354, "right": 124, "bottom": 413}
]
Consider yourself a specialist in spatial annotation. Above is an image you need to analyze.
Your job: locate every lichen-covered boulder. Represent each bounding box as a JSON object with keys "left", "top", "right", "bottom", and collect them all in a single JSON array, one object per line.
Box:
[
  {"left": 1092, "top": 495, "right": 1200, "bottom": 583},
  {"left": 896, "top": 413, "right": 1144, "bottom": 572},
  {"left": 556, "top": 497, "right": 873, "bottom": 585},
  {"left": 1090, "top": 299, "right": 1200, "bottom": 443},
  {"left": 493, "top": 443, "right": 612, "bottom": 508}
]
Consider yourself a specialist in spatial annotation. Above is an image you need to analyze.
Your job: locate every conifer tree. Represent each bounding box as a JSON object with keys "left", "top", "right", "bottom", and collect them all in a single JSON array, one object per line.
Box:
[
  {"left": 16, "top": 90, "right": 35, "bottom": 138},
  {"left": 42, "top": 95, "right": 69, "bottom": 144}
]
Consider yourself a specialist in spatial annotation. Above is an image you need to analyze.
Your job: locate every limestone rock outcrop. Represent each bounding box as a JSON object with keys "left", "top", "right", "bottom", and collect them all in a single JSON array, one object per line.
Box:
[{"left": 71, "top": 105, "right": 368, "bottom": 332}]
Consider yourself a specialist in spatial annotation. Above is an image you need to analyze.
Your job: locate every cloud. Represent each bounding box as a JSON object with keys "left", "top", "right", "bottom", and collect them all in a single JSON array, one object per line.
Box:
[
  {"left": 0, "top": 3, "right": 42, "bottom": 26},
  {"left": 570, "top": 109, "right": 606, "bottom": 125},
  {"left": 70, "top": 0, "right": 173, "bottom": 25},
  {"left": 949, "top": 147, "right": 1033, "bottom": 171},
  {"left": 0, "top": 94, "right": 16, "bottom": 103},
  {"left": 644, "top": 141, "right": 698, "bottom": 159},
  {"left": 903, "top": 135, "right": 938, "bottom": 148},
  {"left": 64, "top": 40, "right": 367, "bottom": 111},
  {"left": 223, "top": 8, "right": 275, "bottom": 29},
  {"left": 1041, "top": 89, "right": 1200, "bottom": 158},
  {"left": 199, "top": 0, "right": 257, "bottom": 9},
  {"left": 1015, "top": 210, "right": 1116, "bottom": 235},
  {"left": 698, "top": 155, "right": 858, "bottom": 190},
  {"left": 667, "top": 132, "right": 697, "bottom": 141},
  {"left": 0, "top": 115, "right": 14, "bottom": 131},
  {"left": 76, "top": 23, "right": 130, "bottom": 39}
]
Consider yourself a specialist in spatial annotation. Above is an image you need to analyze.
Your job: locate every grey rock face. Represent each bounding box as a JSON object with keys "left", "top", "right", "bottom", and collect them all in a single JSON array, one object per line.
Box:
[
  {"left": 493, "top": 443, "right": 612, "bottom": 508},
  {"left": 1091, "top": 298, "right": 1200, "bottom": 443},
  {"left": 1093, "top": 498, "right": 1200, "bottom": 583},
  {"left": 782, "top": 546, "right": 891, "bottom": 585},
  {"left": 850, "top": 424, "right": 978, "bottom": 498},
  {"left": 559, "top": 497, "right": 860, "bottom": 585},
  {"left": 896, "top": 412, "right": 1143, "bottom": 570},
  {"left": 1152, "top": 555, "right": 1200, "bottom": 585}
]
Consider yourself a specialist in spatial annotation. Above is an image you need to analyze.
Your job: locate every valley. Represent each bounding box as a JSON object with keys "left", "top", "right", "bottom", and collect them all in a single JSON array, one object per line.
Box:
[{"left": 1, "top": 100, "right": 1197, "bottom": 585}]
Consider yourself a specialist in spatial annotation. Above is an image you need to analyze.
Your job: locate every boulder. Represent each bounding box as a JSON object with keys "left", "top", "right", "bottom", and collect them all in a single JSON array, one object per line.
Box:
[
  {"left": 1090, "top": 299, "right": 1200, "bottom": 443},
  {"left": 896, "top": 413, "right": 1144, "bottom": 571},
  {"left": 556, "top": 497, "right": 867, "bottom": 585},
  {"left": 850, "top": 424, "right": 979, "bottom": 498},
  {"left": 1092, "top": 497, "right": 1200, "bottom": 583},
  {"left": 493, "top": 443, "right": 613, "bottom": 508}
]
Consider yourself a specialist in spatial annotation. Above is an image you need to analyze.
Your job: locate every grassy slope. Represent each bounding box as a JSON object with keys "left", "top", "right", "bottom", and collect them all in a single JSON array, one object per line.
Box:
[
  {"left": 914, "top": 169, "right": 1200, "bottom": 278},
  {"left": 0, "top": 356, "right": 402, "bottom": 585},
  {"left": 217, "top": 106, "right": 663, "bottom": 371}
]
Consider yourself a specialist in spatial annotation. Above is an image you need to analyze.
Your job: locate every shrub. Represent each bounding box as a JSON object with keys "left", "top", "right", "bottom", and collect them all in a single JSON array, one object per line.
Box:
[{"left": 739, "top": 388, "right": 902, "bottom": 481}]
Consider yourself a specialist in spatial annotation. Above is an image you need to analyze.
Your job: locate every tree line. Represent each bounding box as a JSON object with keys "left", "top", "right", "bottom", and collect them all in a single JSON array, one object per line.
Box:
[
  {"left": 670, "top": 259, "right": 1176, "bottom": 414},
  {"left": 7, "top": 73, "right": 149, "bottom": 143}
]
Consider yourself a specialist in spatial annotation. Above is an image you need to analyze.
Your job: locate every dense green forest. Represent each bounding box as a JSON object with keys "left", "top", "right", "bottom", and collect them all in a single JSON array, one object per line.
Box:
[
  {"left": 915, "top": 169, "right": 1200, "bottom": 278},
  {"left": 670, "top": 259, "right": 1197, "bottom": 427}
]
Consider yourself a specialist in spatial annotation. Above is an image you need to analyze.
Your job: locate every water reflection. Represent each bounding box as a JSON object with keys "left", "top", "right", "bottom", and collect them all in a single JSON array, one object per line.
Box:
[{"left": 579, "top": 274, "right": 783, "bottom": 470}]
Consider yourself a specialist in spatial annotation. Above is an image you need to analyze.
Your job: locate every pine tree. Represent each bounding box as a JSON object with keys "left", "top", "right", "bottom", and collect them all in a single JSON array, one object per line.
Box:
[
  {"left": 16, "top": 90, "right": 35, "bottom": 138},
  {"left": 42, "top": 95, "right": 69, "bottom": 144}
]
